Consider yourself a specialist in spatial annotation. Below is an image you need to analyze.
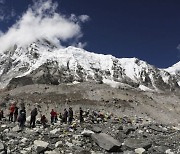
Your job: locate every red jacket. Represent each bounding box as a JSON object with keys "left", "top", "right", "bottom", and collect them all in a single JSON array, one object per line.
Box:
[
  {"left": 50, "top": 110, "right": 57, "bottom": 117},
  {"left": 9, "top": 105, "right": 15, "bottom": 113}
]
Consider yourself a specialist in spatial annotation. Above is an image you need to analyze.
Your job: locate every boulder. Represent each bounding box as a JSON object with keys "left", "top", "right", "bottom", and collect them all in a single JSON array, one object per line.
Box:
[
  {"left": 124, "top": 126, "right": 136, "bottom": 135},
  {"left": 118, "top": 125, "right": 123, "bottom": 130},
  {"left": 55, "top": 141, "right": 63, "bottom": 148},
  {"left": 50, "top": 128, "right": 61, "bottom": 134},
  {"left": 135, "top": 148, "right": 145, "bottom": 154},
  {"left": 0, "top": 142, "right": 5, "bottom": 152},
  {"left": 81, "top": 129, "right": 94, "bottom": 137},
  {"left": 12, "top": 125, "right": 22, "bottom": 132},
  {"left": 26, "top": 116, "right": 31, "bottom": 123},
  {"left": 92, "top": 126, "right": 102, "bottom": 133},
  {"left": 45, "top": 150, "right": 59, "bottom": 154},
  {"left": 165, "top": 149, "right": 174, "bottom": 154},
  {"left": 76, "top": 150, "right": 91, "bottom": 154},
  {"left": 1, "top": 125, "right": 7, "bottom": 128},
  {"left": 149, "top": 125, "right": 167, "bottom": 133},
  {"left": 123, "top": 151, "right": 135, "bottom": 154},
  {"left": 20, "top": 150, "right": 28, "bottom": 154},
  {"left": 34, "top": 140, "right": 49, "bottom": 153},
  {"left": 91, "top": 133, "right": 122, "bottom": 152},
  {"left": 124, "top": 138, "right": 152, "bottom": 150},
  {"left": 21, "top": 138, "right": 28, "bottom": 143}
]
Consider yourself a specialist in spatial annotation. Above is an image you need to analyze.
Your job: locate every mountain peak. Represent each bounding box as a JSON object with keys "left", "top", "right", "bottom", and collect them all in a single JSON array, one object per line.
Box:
[
  {"left": 0, "top": 41, "right": 179, "bottom": 91},
  {"left": 165, "top": 61, "right": 180, "bottom": 75}
]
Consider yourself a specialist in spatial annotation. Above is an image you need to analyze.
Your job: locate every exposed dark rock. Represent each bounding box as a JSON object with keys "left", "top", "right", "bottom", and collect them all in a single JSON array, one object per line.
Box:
[
  {"left": 124, "top": 126, "right": 136, "bottom": 135},
  {"left": 7, "top": 76, "right": 33, "bottom": 90}
]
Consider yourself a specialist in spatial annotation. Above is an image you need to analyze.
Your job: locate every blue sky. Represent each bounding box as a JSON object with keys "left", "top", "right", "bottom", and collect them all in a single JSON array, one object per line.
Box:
[{"left": 0, "top": 0, "right": 180, "bottom": 68}]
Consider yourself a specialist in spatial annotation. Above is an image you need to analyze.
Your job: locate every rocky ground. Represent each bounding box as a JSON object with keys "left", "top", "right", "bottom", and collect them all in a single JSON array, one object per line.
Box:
[
  {"left": 0, "top": 82, "right": 180, "bottom": 153},
  {"left": 0, "top": 109, "right": 179, "bottom": 154}
]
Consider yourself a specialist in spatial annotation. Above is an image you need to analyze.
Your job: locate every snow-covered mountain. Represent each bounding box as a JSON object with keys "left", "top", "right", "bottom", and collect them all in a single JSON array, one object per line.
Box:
[
  {"left": 165, "top": 62, "right": 180, "bottom": 75},
  {"left": 0, "top": 40, "right": 179, "bottom": 91},
  {"left": 164, "top": 62, "right": 180, "bottom": 86}
]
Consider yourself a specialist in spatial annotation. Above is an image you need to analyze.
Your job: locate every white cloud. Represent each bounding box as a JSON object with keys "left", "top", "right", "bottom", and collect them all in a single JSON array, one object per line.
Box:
[
  {"left": 79, "top": 15, "right": 90, "bottom": 23},
  {"left": 0, "top": 0, "right": 89, "bottom": 52}
]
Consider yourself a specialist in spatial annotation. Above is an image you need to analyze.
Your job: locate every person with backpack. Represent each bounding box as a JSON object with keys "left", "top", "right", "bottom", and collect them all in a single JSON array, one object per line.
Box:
[
  {"left": 79, "top": 107, "right": 84, "bottom": 123},
  {"left": 30, "top": 107, "right": 38, "bottom": 128},
  {"left": 14, "top": 106, "right": 19, "bottom": 122},
  {"left": 63, "top": 108, "right": 68, "bottom": 124},
  {"left": 54, "top": 111, "right": 58, "bottom": 123},
  {"left": 9, "top": 103, "right": 15, "bottom": 122},
  {"left": 59, "top": 112, "right": 63, "bottom": 123},
  {"left": 18, "top": 107, "right": 26, "bottom": 129},
  {"left": 68, "top": 107, "right": 73, "bottom": 124},
  {"left": 50, "top": 109, "right": 56, "bottom": 124},
  {"left": 41, "top": 115, "right": 48, "bottom": 128},
  {"left": 0, "top": 109, "right": 3, "bottom": 121}
]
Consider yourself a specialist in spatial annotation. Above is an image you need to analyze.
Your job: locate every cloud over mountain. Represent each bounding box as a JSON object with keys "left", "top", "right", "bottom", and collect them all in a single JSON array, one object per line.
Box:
[{"left": 0, "top": 0, "right": 89, "bottom": 52}]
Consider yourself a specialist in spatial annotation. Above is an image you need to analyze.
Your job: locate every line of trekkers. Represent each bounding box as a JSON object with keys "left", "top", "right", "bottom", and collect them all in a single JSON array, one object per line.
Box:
[{"left": 1, "top": 102, "right": 84, "bottom": 129}]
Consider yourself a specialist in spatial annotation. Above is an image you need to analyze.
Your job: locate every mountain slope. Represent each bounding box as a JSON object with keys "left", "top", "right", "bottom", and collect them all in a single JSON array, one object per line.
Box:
[
  {"left": 0, "top": 41, "right": 179, "bottom": 91},
  {"left": 164, "top": 62, "right": 180, "bottom": 86}
]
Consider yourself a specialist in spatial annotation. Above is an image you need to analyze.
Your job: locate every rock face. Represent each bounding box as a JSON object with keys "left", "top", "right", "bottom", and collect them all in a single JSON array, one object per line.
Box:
[
  {"left": 91, "top": 133, "right": 122, "bottom": 152},
  {"left": 0, "top": 41, "right": 179, "bottom": 91}
]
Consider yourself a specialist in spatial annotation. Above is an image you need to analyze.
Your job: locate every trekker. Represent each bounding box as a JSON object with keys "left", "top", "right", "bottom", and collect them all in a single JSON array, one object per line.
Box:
[
  {"left": 14, "top": 106, "right": 19, "bottom": 122},
  {"left": 0, "top": 109, "right": 3, "bottom": 121},
  {"left": 30, "top": 107, "right": 38, "bottom": 128},
  {"left": 41, "top": 115, "right": 48, "bottom": 128},
  {"left": 63, "top": 108, "right": 68, "bottom": 124},
  {"left": 18, "top": 107, "right": 26, "bottom": 129},
  {"left": 9, "top": 103, "right": 15, "bottom": 122},
  {"left": 68, "top": 107, "right": 73, "bottom": 124},
  {"left": 54, "top": 111, "right": 58, "bottom": 123},
  {"left": 79, "top": 107, "right": 84, "bottom": 123},
  {"left": 50, "top": 109, "right": 56, "bottom": 124},
  {"left": 59, "top": 112, "right": 62, "bottom": 122}
]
